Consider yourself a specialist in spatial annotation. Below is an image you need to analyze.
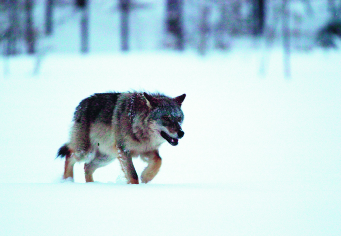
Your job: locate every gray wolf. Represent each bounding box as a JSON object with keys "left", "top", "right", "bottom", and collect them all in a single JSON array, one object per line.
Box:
[{"left": 57, "top": 92, "right": 186, "bottom": 184}]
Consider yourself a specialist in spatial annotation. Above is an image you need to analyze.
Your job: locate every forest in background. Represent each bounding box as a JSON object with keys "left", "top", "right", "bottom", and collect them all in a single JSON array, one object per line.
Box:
[{"left": 1, "top": 0, "right": 340, "bottom": 56}]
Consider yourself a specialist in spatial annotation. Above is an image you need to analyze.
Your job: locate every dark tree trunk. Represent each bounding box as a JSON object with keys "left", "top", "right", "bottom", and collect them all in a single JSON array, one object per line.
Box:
[
  {"left": 119, "top": 0, "right": 130, "bottom": 51},
  {"left": 45, "top": 0, "right": 53, "bottom": 35},
  {"left": 76, "top": 0, "right": 89, "bottom": 53},
  {"left": 76, "top": 0, "right": 87, "bottom": 8},
  {"left": 253, "top": 0, "right": 266, "bottom": 36},
  {"left": 199, "top": 6, "right": 210, "bottom": 55},
  {"left": 282, "top": 0, "right": 290, "bottom": 78},
  {"left": 215, "top": 3, "right": 229, "bottom": 50},
  {"left": 80, "top": 9, "right": 89, "bottom": 53},
  {"left": 25, "top": 0, "right": 35, "bottom": 54},
  {"left": 7, "top": 0, "right": 19, "bottom": 55},
  {"left": 166, "top": 0, "right": 184, "bottom": 50}
]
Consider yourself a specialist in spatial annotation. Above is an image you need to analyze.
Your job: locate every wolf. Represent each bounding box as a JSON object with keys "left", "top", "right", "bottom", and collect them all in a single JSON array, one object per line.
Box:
[{"left": 57, "top": 92, "right": 186, "bottom": 184}]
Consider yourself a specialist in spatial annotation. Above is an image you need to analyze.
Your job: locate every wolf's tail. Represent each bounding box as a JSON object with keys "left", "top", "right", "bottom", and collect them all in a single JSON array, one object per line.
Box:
[{"left": 57, "top": 144, "right": 71, "bottom": 158}]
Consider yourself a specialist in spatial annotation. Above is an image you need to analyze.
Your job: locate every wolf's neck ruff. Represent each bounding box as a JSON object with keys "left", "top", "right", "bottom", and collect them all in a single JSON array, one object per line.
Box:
[
  {"left": 127, "top": 93, "right": 152, "bottom": 143},
  {"left": 128, "top": 93, "right": 137, "bottom": 125}
]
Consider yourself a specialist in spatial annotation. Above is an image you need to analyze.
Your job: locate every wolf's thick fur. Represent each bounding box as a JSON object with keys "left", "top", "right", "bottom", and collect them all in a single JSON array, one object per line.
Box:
[{"left": 57, "top": 92, "right": 186, "bottom": 184}]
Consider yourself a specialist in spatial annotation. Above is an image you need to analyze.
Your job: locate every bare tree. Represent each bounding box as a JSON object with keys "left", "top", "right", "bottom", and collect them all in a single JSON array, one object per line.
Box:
[
  {"left": 260, "top": 0, "right": 291, "bottom": 78},
  {"left": 198, "top": 5, "right": 210, "bottom": 55},
  {"left": 282, "top": 0, "right": 291, "bottom": 78},
  {"left": 166, "top": 0, "right": 184, "bottom": 50},
  {"left": 119, "top": 0, "right": 130, "bottom": 51},
  {"left": 253, "top": 0, "right": 266, "bottom": 36},
  {"left": 7, "top": 0, "right": 19, "bottom": 55},
  {"left": 45, "top": 0, "right": 53, "bottom": 35},
  {"left": 215, "top": 2, "right": 229, "bottom": 50},
  {"left": 25, "top": 0, "right": 35, "bottom": 54},
  {"left": 76, "top": 0, "right": 89, "bottom": 53}
]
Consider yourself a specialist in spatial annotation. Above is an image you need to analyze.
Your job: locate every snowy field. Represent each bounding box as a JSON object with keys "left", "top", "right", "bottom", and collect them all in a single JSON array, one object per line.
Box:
[{"left": 0, "top": 49, "right": 341, "bottom": 235}]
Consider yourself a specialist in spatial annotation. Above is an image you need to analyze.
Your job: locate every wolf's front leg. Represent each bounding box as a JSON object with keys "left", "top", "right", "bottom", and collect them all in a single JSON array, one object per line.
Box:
[
  {"left": 117, "top": 149, "right": 139, "bottom": 184},
  {"left": 141, "top": 150, "right": 162, "bottom": 184}
]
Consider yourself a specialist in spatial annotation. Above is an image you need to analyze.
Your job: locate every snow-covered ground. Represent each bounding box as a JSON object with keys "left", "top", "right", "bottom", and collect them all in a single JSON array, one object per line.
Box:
[
  {"left": 1, "top": 183, "right": 340, "bottom": 236},
  {"left": 0, "top": 49, "right": 340, "bottom": 235}
]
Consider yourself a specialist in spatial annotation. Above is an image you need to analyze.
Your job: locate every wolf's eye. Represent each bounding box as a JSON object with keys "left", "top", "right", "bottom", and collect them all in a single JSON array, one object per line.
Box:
[{"left": 162, "top": 116, "right": 171, "bottom": 122}]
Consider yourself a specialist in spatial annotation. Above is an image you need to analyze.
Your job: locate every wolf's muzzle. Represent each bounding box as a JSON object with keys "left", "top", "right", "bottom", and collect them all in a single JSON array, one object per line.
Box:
[
  {"left": 175, "top": 122, "right": 184, "bottom": 139},
  {"left": 161, "top": 131, "right": 178, "bottom": 146}
]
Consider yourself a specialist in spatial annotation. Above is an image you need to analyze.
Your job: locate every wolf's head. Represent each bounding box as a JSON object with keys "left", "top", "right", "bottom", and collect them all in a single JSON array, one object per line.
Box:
[{"left": 144, "top": 93, "right": 186, "bottom": 146}]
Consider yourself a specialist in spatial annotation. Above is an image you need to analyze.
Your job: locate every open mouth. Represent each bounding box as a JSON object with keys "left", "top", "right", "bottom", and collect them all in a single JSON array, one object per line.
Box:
[{"left": 160, "top": 131, "right": 178, "bottom": 146}]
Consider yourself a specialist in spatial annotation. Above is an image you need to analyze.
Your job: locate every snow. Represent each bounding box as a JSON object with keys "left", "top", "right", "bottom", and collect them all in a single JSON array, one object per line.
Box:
[
  {"left": 1, "top": 49, "right": 341, "bottom": 235},
  {"left": 1, "top": 183, "right": 340, "bottom": 236}
]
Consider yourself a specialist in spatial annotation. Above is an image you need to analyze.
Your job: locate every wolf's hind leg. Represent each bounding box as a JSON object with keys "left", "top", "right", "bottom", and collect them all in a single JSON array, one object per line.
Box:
[
  {"left": 84, "top": 152, "right": 113, "bottom": 182},
  {"left": 70, "top": 122, "right": 91, "bottom": 155},
  {"left": 57, "top": 144, "right": 76, "bottom": 180},
  {"left": 84, "top": 162, "right": 96, "bottom": 182},
  {"left": 141, "top": 150, "right": 162, "bottom": 184},
  {"left": 64, "top": 155, "right": 77, "bottom": 180}
]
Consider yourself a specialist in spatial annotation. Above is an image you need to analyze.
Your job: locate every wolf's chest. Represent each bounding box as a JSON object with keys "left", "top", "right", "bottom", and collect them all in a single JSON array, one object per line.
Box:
[{"left": 125, "top": 134, "right": 165, "bottom": 156}]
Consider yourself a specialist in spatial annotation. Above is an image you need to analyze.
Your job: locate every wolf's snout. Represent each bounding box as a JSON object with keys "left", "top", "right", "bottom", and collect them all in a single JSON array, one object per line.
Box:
[{"left": 178, "top": 130, "right": 184, "bottom": 139}]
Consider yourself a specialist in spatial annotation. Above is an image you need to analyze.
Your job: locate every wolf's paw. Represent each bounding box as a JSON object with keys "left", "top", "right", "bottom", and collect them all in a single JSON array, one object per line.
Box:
[
  {"left": 116, "top": 174, "right": 128, "bottom": 184},
  {"left": 60, "top": 177, "right": 74, "bottom": 183},
  {"left": 141, "top": 175, "right": 152, "bottom": 184}
]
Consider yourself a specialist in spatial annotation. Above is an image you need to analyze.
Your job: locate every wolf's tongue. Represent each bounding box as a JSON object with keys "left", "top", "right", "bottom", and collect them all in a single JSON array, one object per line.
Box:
[
  {"left": 169, "top": 138, "right": 178, "bottom": 146},
  {"left": 161, "top": 131, "right": 178, "bottom": 146}
]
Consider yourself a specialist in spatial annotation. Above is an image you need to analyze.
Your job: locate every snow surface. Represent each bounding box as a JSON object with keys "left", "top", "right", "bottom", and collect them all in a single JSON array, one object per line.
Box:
[{"left": 1, "top": 49, "right": 341, "bottom": 235}]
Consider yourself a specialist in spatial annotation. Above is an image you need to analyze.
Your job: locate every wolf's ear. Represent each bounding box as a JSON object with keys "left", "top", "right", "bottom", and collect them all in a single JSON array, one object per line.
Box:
[
  {"left": 143, "top": 92, "right": 158, "bottom": 108},
  {"left": 174, "top": 94, "right": 186, "bottom": 106}
]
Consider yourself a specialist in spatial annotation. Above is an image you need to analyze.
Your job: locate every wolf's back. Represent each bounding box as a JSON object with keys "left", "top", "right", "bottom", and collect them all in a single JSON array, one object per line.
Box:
[{"left": 73, "top": 92, "right": 121, "bottom": 125}]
